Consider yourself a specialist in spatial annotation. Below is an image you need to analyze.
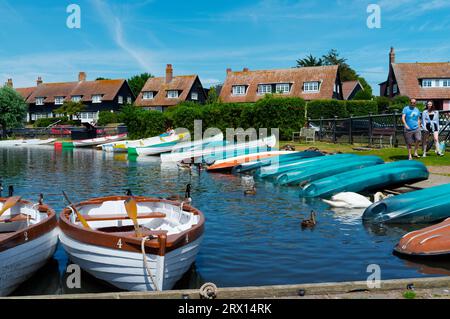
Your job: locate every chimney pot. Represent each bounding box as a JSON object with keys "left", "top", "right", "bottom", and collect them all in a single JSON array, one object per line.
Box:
[
  {"left": 6, "top": 78, "right": 13, "bottom": 88},
  {"left": 78, "top": 72, "right": 87, "bottom": 82},
  {"left": 389, "top": 47, "right": 395, "bottom": 64},
  {"left": 165, "top": 64, "right": 173, "bottom": 83},
  {"left": 243, "top": 68, "right": 249, "bottom": 72},
  {"left": 37, "top": 77, "right": 43, "bottom": 85},
  {"left": 226, "top": 68, "right": 232, "bottom": 74}
]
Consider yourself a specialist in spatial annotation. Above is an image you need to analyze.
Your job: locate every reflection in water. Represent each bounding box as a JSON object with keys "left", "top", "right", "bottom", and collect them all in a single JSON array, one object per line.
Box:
[{"left": 1, "top": 146, "right": 449, "bottom": 295}]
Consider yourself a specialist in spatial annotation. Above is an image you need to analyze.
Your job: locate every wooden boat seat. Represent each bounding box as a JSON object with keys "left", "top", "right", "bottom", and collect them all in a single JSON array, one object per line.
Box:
[
  {"left": 95, "top": 224, "right": 168, "bottom": 238},
  {"left": 79, "top": 212, "right": 166, "bottom": 222},
  {"left": 0, "top": 232, "right": 15, "bottom": 240},
  {"left": 0, "top": 214, "right": 33, "bottom": 223}
]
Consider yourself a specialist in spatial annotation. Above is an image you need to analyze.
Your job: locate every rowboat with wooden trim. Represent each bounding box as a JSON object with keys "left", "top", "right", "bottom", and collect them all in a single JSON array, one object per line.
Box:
[
  {"left": 60, "top": 133, "right": 128, "bottom": 148},
  {"left": 58, "top": 196, "right": 204, "bottom": 291},
  {"left": 207, "top": 151, "right": 300, "bottom": 171},
  {"left": 0, "top": 139, "right": 56, "bottom": 147},
  {"left": 394, "top": 218, "right": 450, "bottom": 258},
  {"left": 299, "top": 160, "right": 429, "bottom": 199},
  {"left": 363, "top": 183, "right": 450, "bottom": 224},
  {"left": 0, "top": 197, "right": 58, "bottom": 296},
  {"left": 127, "top": 133, "right": 189, "bottom": 156},
  {"left": 101, "top": 132, "right": 189, "bottom": 153},
  {"left": 160, "top": 135, "right": 277, "bottom": 163}
]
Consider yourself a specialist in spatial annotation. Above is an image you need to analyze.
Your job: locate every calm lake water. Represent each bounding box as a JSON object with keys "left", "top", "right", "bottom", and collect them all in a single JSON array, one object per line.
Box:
[{"left": 1, "top": 146, "right": 449, "bottom": 296}]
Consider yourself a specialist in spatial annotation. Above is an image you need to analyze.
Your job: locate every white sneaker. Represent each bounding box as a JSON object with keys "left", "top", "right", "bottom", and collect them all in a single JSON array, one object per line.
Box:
[{"left": 422, "top": 154, "right": 427, "bottom": 158}]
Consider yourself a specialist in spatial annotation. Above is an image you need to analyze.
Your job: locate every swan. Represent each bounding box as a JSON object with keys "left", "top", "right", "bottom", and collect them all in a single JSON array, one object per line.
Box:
[{"left": 322, "top": 192, "right": 389, "bottom": 209}]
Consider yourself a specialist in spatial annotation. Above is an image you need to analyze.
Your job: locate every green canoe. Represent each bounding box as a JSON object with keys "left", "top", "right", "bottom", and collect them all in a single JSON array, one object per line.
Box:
[
  {"left": 256, "top": 154, "right": 359, "bottom": 179},
  {"left": 276, "top": 155, "right": 384, "bottom": 186},
  {"left": 299, "top": 160, "right": 429, "bottom": 198}
]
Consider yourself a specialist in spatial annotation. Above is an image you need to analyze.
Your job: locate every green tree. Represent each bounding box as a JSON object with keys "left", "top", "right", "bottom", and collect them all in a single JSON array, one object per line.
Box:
[
  {"left": 296, "top": 54, "right": 324, "bottom": 68},
  {"left": 95, "top": 77, "right": 110, "bottom": 81},
  {"left": 353, "top": 90, "right": 373, "bottom": 100},
  {"left": 128, "top": 73, "right": 153, "bottom": 97},
  {"left": 357, "top": 77, "right": 373, "bottom": 96},
  {"left": 322, "top": 49, "right": 358, "bottom": 81},
  {"left": 0, "top": 86, "right": 27, "bottom": 137},
  {"left": 206, "top": 86, "right": 220, "bottom": 104},
  {"left": 54, "top": 101, "right": 86, "bottom": 120}
]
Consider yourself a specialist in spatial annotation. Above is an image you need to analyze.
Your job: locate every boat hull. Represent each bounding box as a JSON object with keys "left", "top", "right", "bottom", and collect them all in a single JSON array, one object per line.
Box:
[
  {"left": 0, "top": 228, "right": 59, "bottom": 296},
  {"left": 299, "top": 160, "right": 429, "bottom": 199},
  {"left": 59, "top": 231, "right": 203, "bottom": 291}
]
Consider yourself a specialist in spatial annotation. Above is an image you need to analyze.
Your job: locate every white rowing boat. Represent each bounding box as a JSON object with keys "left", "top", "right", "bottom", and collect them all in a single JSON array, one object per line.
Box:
[
  {"left": 129, "top": 133, "right": 189, "bottom": 156},
  {"left": 69, "top": 133, "right": 128, "bottom": 147},
  {"left": 0, "top": 197, "right": 58, "bottom": 296},
  {"left": 58, "top": 196, "right": 204, "bottom": 291}
]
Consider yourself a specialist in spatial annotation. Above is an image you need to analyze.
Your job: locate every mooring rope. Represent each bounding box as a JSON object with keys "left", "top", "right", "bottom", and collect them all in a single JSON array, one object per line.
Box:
[{"left": 141, "top": 236, "right": 160, "bottom": 292}]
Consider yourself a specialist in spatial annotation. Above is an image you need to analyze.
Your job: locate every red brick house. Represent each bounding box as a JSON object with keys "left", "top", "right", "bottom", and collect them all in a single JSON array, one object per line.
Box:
[
  {"left": 380, "top": 47, "right": 450, "bottom": 110},
  {"left": 134, "top": 64, "right": 207, "bottom": 111},
  {"left": 219, "top": 65, "right": 343, "bottom": 103}
]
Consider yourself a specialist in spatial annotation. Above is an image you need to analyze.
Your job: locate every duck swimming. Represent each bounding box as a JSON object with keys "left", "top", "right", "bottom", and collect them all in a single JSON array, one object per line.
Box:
[
  {"left": 301, "top": 211, "right": 317, "bottom": 228},
  {"left": 244, "top": 186, "right": 257, "bottom": 196}
]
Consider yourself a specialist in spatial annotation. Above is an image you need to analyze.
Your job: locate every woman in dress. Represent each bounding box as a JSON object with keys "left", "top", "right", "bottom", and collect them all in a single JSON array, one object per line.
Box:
[{"left": 422, "top": 101, "right": 443, "bottom": 157}]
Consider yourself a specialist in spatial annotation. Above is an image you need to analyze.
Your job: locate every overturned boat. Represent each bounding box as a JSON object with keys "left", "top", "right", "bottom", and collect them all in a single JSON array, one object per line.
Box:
[
  {"left": 363, "top": 183, "right": 450, "bottom": 224},
  {"left": 0, "top": 196, "right": 58, "bottom": 296},
  {"left": 299, "top": 161, "right": 429, "bottom": 198},
  {"left": 394, "top": 218, "right": 450, "bottom": 258},
  {"left": 127, "top": 132, "right": 189, "bottom": 156},
  {"left": 58, "top": 195, "right": 204, "bottom": 291}
]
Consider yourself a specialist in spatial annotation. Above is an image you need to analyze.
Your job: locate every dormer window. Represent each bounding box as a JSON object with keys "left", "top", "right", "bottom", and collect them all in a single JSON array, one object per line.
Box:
[
  {"left": 143, "top": 91, "right": 154, "bottom": 100},
  {"left": 258, "top": 84, "right": 272, "bottom": 95},
  {"left": 276, "top": 83, "right": 290, "bottom": 94},
  {"left": 35, "top": 97, "right": 45, "bottom": 105},
  {"left": 92, "top": 94, "right": 102, "bottom": 103},
  {"left": 232, "top": 85, "right": 247, "bottom": 96},
  {"left": 422, "top": 79, "right": 450, "bottom": 88},
  {"left": 54, "top": 96, "right": 65, "bottom": 105},
  {"left": 72, "top": 95, "right": 82, "bottom": 102},
  {"left": 303, "top": 81, "right": 320, "bottom": 93},
  {"left": 167, "top": 90, "right": 179, "bottom": 99}
]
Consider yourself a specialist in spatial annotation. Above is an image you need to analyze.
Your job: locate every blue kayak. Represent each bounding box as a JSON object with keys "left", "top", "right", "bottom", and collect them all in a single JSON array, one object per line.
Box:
[
  {"left": 256, "top": 154, "right": 359, "bottom": 179},
  {"left": 299, "top": 161, "right": 429, "bottom": 198},
  {"left": 363, "top": 183, "right": 450, "bottom": 224},
  {"left": 276, "top": 155, "right": 385, "bottom": 186},
  {"left": 232, "top": 151, "right": 324, "bottom": 174}
]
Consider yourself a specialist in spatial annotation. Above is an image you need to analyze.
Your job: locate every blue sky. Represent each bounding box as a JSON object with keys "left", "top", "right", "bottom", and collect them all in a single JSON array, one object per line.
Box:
[{"left": 1, "top": 0, "right": 450, "bottom": 93}]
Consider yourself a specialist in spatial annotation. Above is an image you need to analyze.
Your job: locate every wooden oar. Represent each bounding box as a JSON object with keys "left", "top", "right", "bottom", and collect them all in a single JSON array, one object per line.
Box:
[
  {"left": 124, "top": 197, "right": 142, "bottom": 237},
  {"left": 62, "top": 191, "right": 91, "bottom": 229},
  {"left": 0, "top": 196, "right": 22, "bottom": 218}
]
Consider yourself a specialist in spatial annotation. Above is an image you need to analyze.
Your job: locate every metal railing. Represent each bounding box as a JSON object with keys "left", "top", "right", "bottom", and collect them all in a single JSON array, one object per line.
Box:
[{"left": 309, "top": 111, "right": 450, "bottom": 147}]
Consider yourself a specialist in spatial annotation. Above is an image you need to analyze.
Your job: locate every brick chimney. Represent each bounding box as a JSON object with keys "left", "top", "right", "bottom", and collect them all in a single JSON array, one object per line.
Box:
[
  {"left": 226, "top": 68, "right": 232, "bottom": 74},
  {"left": 165, "top": 64, "right": 173, "bottom": 83},
  {"left": 6, "top": 78, "right": 13, "bottom": 88},
  {"left": 389, "top": 47, "right": 395, "bottom": 65},
  {"left": 37, "top": 76, "right": 43, "bottom": 85},
  {"left": 78, "top": 71, "right": 87, "bottom": 82},
  {"left": 243, "top": 67, "right": 249, "bottom": 72}
]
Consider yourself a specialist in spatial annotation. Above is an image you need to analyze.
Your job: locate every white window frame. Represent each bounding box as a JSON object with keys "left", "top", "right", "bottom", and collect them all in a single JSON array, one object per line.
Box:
[
  {"left": 444, "top": 80, "right": 450, "bottom": 87},
  {"left": 71, "top": 95, "right": 82, "bottom": 102},
  {"left": 35, "top": 97, "right": 45, "bottom": 105},
  {"left": 232, "top": 85, "right": 247, "bottom": 96},
  {"left": 167, "top": 90, "right": 179, "bottom": 99},
  {"left": 258, "top": 84, "right": 272, "bottom": 95},
  {"left": 118, "top": 95, "right": 124, "bottom": 104},
  {"left": 143, "top": 91, "right": 154, "bottom": 100},
  {"left": 92, "top": 94, "right": 102, "bottom": 103},
  {"left": 54, "top": 96, "right": 65, "bottom": 105},
  {"left": 276, "top": 83, "right": 290, "bottom": 94},
  {"left": 127, "top": 97, "right": 132, "bottom": 104},
  {"left": 303, "top": 82, "right": 320, "bottom": 93},
  {"left": 393, "top": 84, "right": 398, "bottom": 94},
  {"left": 191, "top": 92, "right": 198, "bottom": 100}
]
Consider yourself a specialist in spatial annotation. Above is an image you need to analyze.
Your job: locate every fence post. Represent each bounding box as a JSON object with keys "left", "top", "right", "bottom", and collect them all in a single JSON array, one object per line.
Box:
[
  {"left": 368, "top": 112, "right": 374, "bottom": 146},
  {"left": 333, "top": 116, "right": 338, "bottom": 144},
  {"left": 349, "top": 115, "right": 353, "bottom": 145},
  {"left": 393, "top": 111, "right": 399, "bottom": 147},
  {"left": 319, "top": 117, "right": 323, "bottom": 142}
]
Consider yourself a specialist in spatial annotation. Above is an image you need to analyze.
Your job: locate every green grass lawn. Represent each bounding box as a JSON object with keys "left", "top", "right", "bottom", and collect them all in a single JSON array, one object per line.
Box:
[{"left": 282, "top": 141, "right": 450, "bottom": 167}]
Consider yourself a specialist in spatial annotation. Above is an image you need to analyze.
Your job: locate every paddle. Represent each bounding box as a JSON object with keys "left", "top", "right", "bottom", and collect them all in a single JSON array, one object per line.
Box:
[
  {"left": 62, "top": 191, "right": 91, "bottom": 229},
  {"left": 124, "top": 196, "right": 142, "bottom": 237},
  {"left": 0, "top": 196, "right": 22, "bottom": 218}
]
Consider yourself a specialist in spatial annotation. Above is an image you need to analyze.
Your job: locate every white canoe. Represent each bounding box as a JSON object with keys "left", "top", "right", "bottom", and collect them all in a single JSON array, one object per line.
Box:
[
  {"left": 13, "top": 138, "right": 57, "bottom": 146},
  {"left": 101, "top": 132, "right": 189, "bottom": 153},
  {"left": 59, "top": 196, "right": 204, "bottom": 291},
  {"left": 170, "top": 133, "right": 224, "bottom": 153},
  {"left": 72, "top": 133, "right": 128, "bottom": 147},
  {"left": 130, "top": 133, "right": 189, "bottom": 156},
  {"left": 0, "top": 198, "right": 58, "bottom": 296},
  {"left": 161, "top": 135, "right": 277, "bottom": 163}
]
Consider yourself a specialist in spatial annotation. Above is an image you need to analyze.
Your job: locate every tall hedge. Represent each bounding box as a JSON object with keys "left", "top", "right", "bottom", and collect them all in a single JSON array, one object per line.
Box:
[
  {"left": 346, "top": 101, "right": 378, "bottom": 116},
  {"left": 307, "top": 100, "right": 378, "bottom": 119},
  {"left": 119, "top": 105, "right": 166, "bottom": 139}
]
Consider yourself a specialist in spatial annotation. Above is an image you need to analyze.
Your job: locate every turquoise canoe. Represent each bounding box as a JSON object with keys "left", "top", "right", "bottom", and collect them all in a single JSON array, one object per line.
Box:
[
  {"left": 299, "top": 161, "right": 429, "bottom": 199},
  {"left": 363, "top": 183, "right": 450, "bottom": 224},
  {"left": 256, "top": 154, "right": 359, "bottom": 179},
  {"left": 232, "top": 151, "right": 324, "bottom": 174},
  {"left": 276, "top": 155, "right": 385, "bottom": 186}
]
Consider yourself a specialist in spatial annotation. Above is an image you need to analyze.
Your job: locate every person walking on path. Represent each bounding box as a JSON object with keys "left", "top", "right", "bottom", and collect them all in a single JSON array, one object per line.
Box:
[
  {"left": 422, "top": 101, "right": 443, "bottom": 157},
  {"left": 402, "top": 99, "right": 422, "bottom": 160}
]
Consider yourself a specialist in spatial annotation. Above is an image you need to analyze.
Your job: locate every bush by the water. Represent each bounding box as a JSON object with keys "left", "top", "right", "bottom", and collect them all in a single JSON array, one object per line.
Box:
[
  {"left": 97, "top": 111, "right": 120, "bottom": 126},
  {"left": 119, "top": 105, "right": 166, "bottom": 139}
]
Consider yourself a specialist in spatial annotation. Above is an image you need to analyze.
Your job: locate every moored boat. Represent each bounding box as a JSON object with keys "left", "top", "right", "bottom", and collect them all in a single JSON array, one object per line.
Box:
[
  {"left": 299, "top": 160, "right": 429, "bottom": 198},
  {"left": 61, "top": 133, "right": 128, "bottom": 148},
  {"left": 207, "top": 151, "right": 300, "bottom": 171},
  {"left": 127, "top": 133, "right": 189, "bottom": 156},
  {"left": 394, "top": 218, "right": 450, "bottom": 258},
  {"left": 363, "top": 183, "right": 450, "bottom": 224},
  {"left": 0, "top": 196, "right": 58, "bottom": 296},
  {"left": 58, "top": 195, "right": 205, "bottom": 291}
]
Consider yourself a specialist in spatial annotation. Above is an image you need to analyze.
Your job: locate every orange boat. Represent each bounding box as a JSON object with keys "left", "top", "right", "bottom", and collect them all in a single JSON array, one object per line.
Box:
[
  {"left": 394, "top": 218, "right": 450, "bottom": 258},
  {"left": 207, "top": 151, "right": 296, "bottom": 171}
]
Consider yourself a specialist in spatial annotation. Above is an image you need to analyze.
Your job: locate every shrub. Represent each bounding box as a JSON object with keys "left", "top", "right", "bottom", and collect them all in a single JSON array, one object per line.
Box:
[
  {"left": 119, "top": 105, "right": 166, "bottom": 139},
  {"left": 353, "top": 90, "right": 373, "bottom": 100},
  {"left": 346, "top": 100, "right": 378, "bottom": 116},
  {"left": 33, "top": 117, "right": 70, "bottom": 128},
  {"left": 307, "top": 99, "right": 348, "bottom": 119},
  {"left": 97, "top": 111, "right": 120, "bottom": 126},
  {"left": 169, "top": 103, "right": 203, "bottom": 133},
  {"left": 393, "top": 95, "right": 410, "bottom": 106},
  {"left": 375, "top": 96, "right": 391, "bottom": 113}
]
